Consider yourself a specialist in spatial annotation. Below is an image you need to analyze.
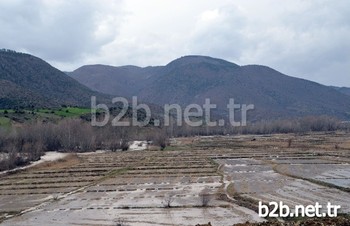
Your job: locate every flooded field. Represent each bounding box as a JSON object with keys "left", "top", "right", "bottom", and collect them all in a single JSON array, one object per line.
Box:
[{"left": 0, "top": 132, "right": 349, "bottom": 225}]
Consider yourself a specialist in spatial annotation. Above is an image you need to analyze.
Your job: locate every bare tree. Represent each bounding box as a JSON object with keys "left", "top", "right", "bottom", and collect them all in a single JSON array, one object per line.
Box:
[
  {"left": 199, "top": 189, "right": 212, "bottom": 207},
  {"left": 153, "top": 132, "right": 169, "bottom": 150},
  {"left": 162, "top": 193, "right": 175, "bottom": 208}
]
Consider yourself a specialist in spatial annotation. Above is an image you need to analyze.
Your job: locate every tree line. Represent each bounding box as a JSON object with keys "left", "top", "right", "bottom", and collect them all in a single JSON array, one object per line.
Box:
[
  {"left": 0, "top": 118, "right": 168, "bottom": 171},
  {"left": 0, "top": 115, "right": 348, "bottom": 171}
]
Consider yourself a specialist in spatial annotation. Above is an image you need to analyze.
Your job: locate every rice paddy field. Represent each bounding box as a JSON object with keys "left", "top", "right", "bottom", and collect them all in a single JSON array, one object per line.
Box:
[{"left": 0, "top": 132, "right": 349, "bottom": 225}]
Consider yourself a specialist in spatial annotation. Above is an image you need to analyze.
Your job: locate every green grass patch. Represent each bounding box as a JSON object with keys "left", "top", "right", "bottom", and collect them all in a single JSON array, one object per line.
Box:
[
  {"left": 0, "top": 107, "right": 92, "bottom": 125},
  {"left": 53, "top": 107, "right": 91, "bottom": 117},
  {"left": 34, "top": 107, "right": 91, "bottom": 117},
  {"left": 0, "top": 109, "right": 14, "bottom": 113},
  {"left": 0, "top": 117, "right": 11, "bottom": 128}
]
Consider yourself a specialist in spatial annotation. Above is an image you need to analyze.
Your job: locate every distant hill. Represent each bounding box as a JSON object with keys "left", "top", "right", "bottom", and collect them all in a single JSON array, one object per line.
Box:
[
  {"left": 68, "top": 64, "right": 162, "bottom": 97},
  {"left": 331, "top": 86, "right": 350, "bottom": 96},
  {"left": 0, "top": 49, "right": 108, "bottom": 109},
  {"left": 70, "top": 55, "right": 350, "bottom": 120}
]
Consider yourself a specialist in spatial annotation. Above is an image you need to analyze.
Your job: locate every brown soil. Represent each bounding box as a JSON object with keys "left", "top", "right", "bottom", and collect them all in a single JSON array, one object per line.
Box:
[{"left": 233, "top": 216, "right": 350, "bottom": 226}]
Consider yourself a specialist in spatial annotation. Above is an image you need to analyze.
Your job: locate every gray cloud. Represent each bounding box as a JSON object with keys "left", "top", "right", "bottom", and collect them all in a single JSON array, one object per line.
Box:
[
  {"left": 251, "top": 0, "right": 350, "bottom": 86},
  {"left": 0, "top": 0, "right": 349, "bottom": 87},
  {"left": 189, "top": 5, "right": 247, "bottom": 59},
  {"left": 185, "top": 0, "right": 350, "bottom": 87},
  {"left": 0, "top": 0, "right": 123, "bottom": 62}
]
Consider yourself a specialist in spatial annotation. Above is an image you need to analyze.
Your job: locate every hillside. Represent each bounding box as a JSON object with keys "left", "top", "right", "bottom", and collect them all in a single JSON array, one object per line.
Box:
[
  {"left": 332, "top": 86, "right": 350, "bottom": 96},
  {"left": 69, "top": 64, "right": 162, "bottom": 97},
  {"left": 70, "top": 55, "right": 350, "bottom": 120},
  {"left": 0, "top": 49, "right": 107, "bottom": 109}
]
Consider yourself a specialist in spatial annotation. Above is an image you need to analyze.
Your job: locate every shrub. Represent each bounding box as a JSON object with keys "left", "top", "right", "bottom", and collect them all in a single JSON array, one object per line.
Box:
[
  {"left": 199, "top": 188, "right": 212, "bottom": 207},
  {"left": 152, "top": 133, "right": 169, "bottom": 150},
  {"left": 162, "top": 193, "right": 175, "bottom": 208}
]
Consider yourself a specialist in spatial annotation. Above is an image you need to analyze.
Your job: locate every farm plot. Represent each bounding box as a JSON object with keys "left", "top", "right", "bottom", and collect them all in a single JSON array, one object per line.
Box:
[
  {"left": 1, "top": 132, "right": 349, "bottom": 225},
  {"left": 219, "top": 158, "right": 350, "bottom": 214},
  {"left": 1, "top": 149, "right": 262, "bottom": 225},
  {"left": 0, "top": 154, "right": 111, "bottom": 215},
  {"left": 273, "top": 159, "right": 350, "bottom": 188}
]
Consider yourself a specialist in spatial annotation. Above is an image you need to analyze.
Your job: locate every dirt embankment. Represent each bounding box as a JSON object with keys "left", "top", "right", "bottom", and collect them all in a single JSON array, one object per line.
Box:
[
  {"left": 195, "top": 216, "right": 350, "bottom": 226},
  {"left": 232, "top": 216, "right": 350, "bottom": 226}
]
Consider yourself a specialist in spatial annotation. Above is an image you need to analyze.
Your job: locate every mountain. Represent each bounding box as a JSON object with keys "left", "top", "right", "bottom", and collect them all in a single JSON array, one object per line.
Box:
[
  {"left": 331, "top": 86, "right": 350, "bottom": 96},
  {"left": 68, "top": 64, "right": 162, "bottom": 97},
  {"left": 0, "top": 49, "right": 107, "bottom": 109},
  {"left": 70, "top": 55, "right": 350, "bottom": 120}
]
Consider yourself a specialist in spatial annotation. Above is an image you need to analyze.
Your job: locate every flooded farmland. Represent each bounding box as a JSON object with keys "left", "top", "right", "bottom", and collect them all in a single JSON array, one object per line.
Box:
[{"left": 0, "top": 132, "right": 349, "bottom": 225}]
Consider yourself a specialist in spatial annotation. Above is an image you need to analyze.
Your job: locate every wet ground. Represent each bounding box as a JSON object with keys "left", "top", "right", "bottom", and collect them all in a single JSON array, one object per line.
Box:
[{"left": 0, "top": 132, "right": 349, "bottom": 225}]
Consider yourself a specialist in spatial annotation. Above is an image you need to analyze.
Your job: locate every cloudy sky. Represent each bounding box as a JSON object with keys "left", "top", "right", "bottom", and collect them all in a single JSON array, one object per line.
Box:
[{"left": 0, "top": 0, "right": 349, "bottom": 86}]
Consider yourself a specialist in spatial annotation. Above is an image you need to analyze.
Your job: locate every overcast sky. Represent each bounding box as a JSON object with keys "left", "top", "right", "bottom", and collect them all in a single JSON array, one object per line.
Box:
[{"left": 0, "top": 0, "right": 349, "bottom": 86}]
